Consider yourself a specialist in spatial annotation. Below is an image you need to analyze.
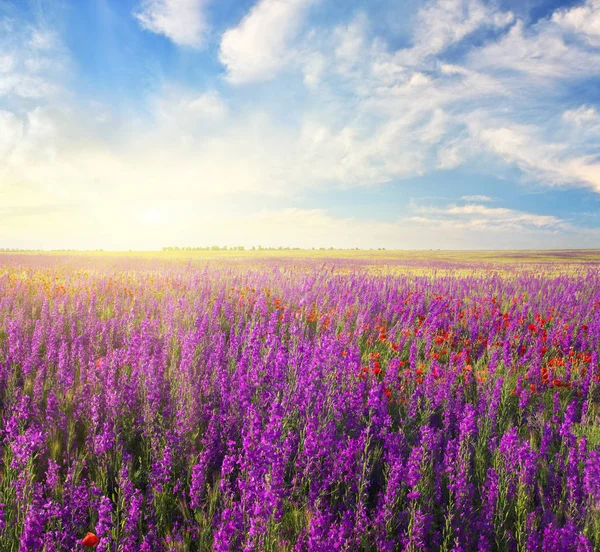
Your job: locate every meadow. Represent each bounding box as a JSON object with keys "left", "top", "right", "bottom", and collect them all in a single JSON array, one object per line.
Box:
[{"left": 0, "top": 251, "right": 599, "bottom": 551}]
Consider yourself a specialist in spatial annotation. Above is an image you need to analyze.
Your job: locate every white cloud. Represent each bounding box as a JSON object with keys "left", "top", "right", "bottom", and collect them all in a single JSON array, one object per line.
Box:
[
  {"left": 334, "top": 14, "right": 368, "bottom": 61},
  {"left": 553, "top": 0, "right": 600, "bottom": 46},
  {"left": 446, "top": 204, "right": 564, "bottom": 228},
  {"left": 461, "top": 195, "right": 493, "bottom": 202},
  {"left": 411, "top": 0, "right": 514, "bottom": 59},
  {"left": 28, "top": 30, "right": 59, "bottom": 51},
  {"left": 153, "top": 89, "right": 229, "bottom": 127},
  {"left": 563, "top": 105, "right": 599, "bottom": 126},
  {"left": 219, "top": 0, "right": 317, "bottom": 83},
  {"left": 0, "top": 24, "right": 66, "bottom": 101},
  {"left": 134, "top": 0, "right": 211, "bottom": 48},
  {"left": 562, "top": 106, "right": 600, "bottom": 140},
  {"left": 466, "top": 118, "right": 600, "bottom": 193},
  {"left": 470, "top": 17, "right": 600, "bottom": 78},
  {"left": 0, "top": 54, "right": 15, "bottom": 73},
  {"left": 302, "top": 52, "right": 326, "bottom": 89},
  {"left": 412, "top": 202, "right": 569, "bottom": 231}
]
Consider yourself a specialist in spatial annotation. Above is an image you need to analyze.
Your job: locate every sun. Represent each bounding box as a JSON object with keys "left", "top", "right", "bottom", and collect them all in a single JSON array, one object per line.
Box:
[{"left": 140, "top": 210, "right": 163, "bottom": 224}]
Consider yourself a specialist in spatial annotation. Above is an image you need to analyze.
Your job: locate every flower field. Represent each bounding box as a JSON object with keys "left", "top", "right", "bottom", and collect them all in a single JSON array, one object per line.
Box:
[{"left": 0, "top": 253, "right": 599, "bottom": 551}]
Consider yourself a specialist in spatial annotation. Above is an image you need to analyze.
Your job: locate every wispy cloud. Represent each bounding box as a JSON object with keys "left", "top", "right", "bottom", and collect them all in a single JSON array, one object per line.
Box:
[
  {"left": 466, "top": 117, "right": 600, "bottom": 193},
  {"left": 469, "top": 9, "right": 600, "bottom": 78},
  {"left": 461, "top": 195, "right": 494, "bottom": 202},
  {"left": 412, "top": 202, "right": 568, "bottom": 231},
  {"left": 0, "top": 20, "right": 67, "bottom": 101},
  {"left": 134, "top": 0, "right": 211, "bottom": 48},
  {"left": 562, "top": 106, "right": 600, "bottom": 138},
  {"left": 410, "top": 0, "right": 514, "bottom": 59}
]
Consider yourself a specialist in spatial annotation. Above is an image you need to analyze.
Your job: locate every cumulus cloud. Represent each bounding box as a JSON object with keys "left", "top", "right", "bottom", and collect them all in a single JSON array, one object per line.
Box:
[
  {"left": 552, "top": 0, "right": 600, "bottom": 46},
  {"left": 134, "top": 0, "right": 211, "bottom": 47},
  {"left": 219, "top": 0, "right": 318, "bottom": 83}
]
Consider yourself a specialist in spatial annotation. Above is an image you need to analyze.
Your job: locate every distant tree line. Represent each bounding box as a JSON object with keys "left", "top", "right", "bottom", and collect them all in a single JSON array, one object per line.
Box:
[
  {"left": 0, "top": 248, "right": 43, "bottom": 252},
  {"left": 1, "top": 246, "right": 389, "bottom": 253},
  {"left": 0, "top": 248, "right": 104, "bottom": 252},
  {"left": 162, "top": 246, "right": 386, "bottom": 251},
  {"left": 162, "top": 246, "right": 303, "bottom": 251}
]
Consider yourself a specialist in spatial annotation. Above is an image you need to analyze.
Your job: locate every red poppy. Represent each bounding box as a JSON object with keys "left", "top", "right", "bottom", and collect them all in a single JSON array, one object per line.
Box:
[
  {"left": 373, "top": 367, "right": 382, "bottom": 376},
  {"left": 530, "top": 384, "right": 536, "bottom": 392},
  {"left": 82, "top": 532, "right": 99, "bottom": 547}
]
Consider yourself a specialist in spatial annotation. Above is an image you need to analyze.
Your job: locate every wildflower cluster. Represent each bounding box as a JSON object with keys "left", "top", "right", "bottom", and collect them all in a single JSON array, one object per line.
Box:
[{"left": 0, "top": 254, "right": 598, "bottom": 550}]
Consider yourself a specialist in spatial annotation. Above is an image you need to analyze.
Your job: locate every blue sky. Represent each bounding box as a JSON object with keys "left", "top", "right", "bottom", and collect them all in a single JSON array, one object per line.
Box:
[{"left": 1, "top": 0, "right": 600, "bottom": 249}]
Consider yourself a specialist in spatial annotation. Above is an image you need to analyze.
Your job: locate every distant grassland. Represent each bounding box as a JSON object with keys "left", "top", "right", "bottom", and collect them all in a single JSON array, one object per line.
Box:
[{"left": 2, "top": 249, "right": 600, "bottom": 263}]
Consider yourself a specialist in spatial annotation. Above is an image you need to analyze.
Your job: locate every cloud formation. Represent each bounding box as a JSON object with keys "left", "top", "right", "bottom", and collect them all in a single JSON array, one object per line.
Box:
[
  {"left": 134, "top": 0, "right": 211, "bottom": 47},
  {"left": 219, "top": 0, "right": 318, "bottom": 83},
  {"left": 2, "top": 0, "right": 600, "bottom": 248}
]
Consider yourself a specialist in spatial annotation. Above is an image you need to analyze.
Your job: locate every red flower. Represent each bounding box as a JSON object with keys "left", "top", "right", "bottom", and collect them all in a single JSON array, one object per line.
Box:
[
  {"left": 530, "top": 384, "right": 536, "bottom": 392},
  {"left": 373, "top": 366, "right": 381, "bottom": 376},
  {"left": 552, "top": 379, "right": 562, "bottom": 388},
  {"left": 82, "top": 533, "right": 99, "bottom": 547},
  {"left": 528, "top": 324, "right": 537, "bottom": 332}
]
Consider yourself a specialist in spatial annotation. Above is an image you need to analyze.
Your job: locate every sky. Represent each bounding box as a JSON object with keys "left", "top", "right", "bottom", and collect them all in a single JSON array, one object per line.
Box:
[{"left": 1, "top": 0, "right": 600, "bottom": 250}]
